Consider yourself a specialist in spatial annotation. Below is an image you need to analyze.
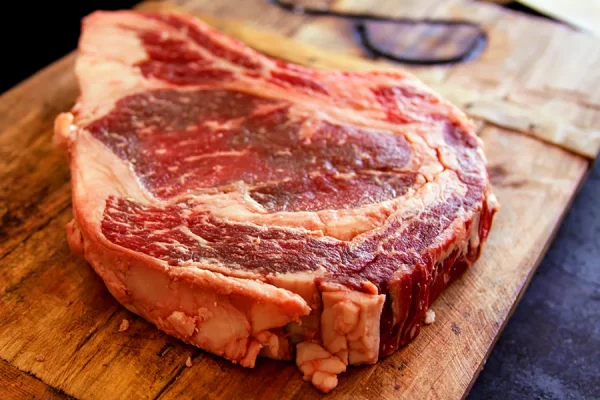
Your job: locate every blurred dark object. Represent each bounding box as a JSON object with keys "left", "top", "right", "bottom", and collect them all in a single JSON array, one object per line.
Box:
[
  {"left": 484, "top": 0, "right": 600, "bottom": 37},
  {"left": 468, "top": 158, "right": 600, "bottom": 400},
  {"left": 0, "top": 1, "right": 138, "bottom": 94},
  {"left": 271, "top": 0, "right": 487, "bottom": 65}
]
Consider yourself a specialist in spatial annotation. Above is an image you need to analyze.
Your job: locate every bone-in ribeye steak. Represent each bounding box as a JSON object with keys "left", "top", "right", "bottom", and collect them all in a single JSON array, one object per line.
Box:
[{"left": 54, "top": 10, "right": 499, "bottom": 393}]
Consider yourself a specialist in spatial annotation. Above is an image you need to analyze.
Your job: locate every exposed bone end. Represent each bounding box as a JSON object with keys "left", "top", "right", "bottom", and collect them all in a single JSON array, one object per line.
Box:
[
  {"left": 296, "top": 342, "right": 346, "bottom": 393},
  {"left": 320, "top": 283, "right": 385, "bottom": 365}
]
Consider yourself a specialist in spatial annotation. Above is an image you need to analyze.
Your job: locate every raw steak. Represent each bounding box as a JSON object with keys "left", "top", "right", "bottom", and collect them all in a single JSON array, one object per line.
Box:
[{"left": 54, "top": 10, "right": 499, "bottom": 393}]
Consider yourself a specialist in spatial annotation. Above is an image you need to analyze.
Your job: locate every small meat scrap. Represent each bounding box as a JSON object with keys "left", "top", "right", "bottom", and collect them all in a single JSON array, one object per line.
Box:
[
  {"left": 424, "top": 309, "right": 436, "bottom": 325},
  {"left": 185, "top": 356, "right": 193, "bottom": 367},
  {"left": 119, "top": 319, "right": 130, "bottom": 332},
  {"left": 35, "top": 354, "right": 46, "bottom": 362}
]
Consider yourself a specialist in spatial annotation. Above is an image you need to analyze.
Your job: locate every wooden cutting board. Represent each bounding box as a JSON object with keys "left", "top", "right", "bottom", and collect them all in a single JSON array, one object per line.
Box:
[{"left": 1, "top": 1, "right": 599, "bottom": 399}]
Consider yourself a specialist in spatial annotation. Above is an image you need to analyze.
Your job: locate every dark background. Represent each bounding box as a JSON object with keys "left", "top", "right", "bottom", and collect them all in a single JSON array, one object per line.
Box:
[
  {"left": 0, "top": 1, "right": 139, "bottom": 94},
  {"left": 1, "top": 2, "right": 598, "bottom": 399}
]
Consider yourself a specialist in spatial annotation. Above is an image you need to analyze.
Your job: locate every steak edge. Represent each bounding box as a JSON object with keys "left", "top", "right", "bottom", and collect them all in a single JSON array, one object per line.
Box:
[{"left": 54, "top": 10, "right": 499, "bottom": 393}]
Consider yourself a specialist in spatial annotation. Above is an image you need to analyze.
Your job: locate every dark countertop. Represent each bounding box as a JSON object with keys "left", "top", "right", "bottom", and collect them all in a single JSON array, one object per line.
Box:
[
  {"left": 468, "top": 159, "right": 600, "bottom": 400},
  {"left": 2, "top": 3, "right": 599, "bottom": 399}
]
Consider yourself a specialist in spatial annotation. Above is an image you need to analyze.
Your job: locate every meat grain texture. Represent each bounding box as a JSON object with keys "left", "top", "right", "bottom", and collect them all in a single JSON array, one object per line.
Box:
[{"left": 54, "top": 10, "right": 499, "bottom": 393}]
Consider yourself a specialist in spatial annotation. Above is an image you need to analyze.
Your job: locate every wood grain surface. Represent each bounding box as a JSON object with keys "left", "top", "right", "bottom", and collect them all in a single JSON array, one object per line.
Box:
[
  {"left": 0, "top": 0, "right": 598, "bottom": 399},
  {"left": 151, "top": 1, "right": 600, "bottom": 159}
]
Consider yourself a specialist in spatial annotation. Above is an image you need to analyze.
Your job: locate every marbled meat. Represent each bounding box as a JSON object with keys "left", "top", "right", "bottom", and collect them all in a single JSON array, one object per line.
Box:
[{"left": 54, "top": 10, "right": 499, "bottom": 393}]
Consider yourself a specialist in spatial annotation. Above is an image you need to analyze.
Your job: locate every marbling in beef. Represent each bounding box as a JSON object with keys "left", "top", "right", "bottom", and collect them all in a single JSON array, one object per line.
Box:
[{"left": 54, "top": 10, "right": 498, "bottom": 393}]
